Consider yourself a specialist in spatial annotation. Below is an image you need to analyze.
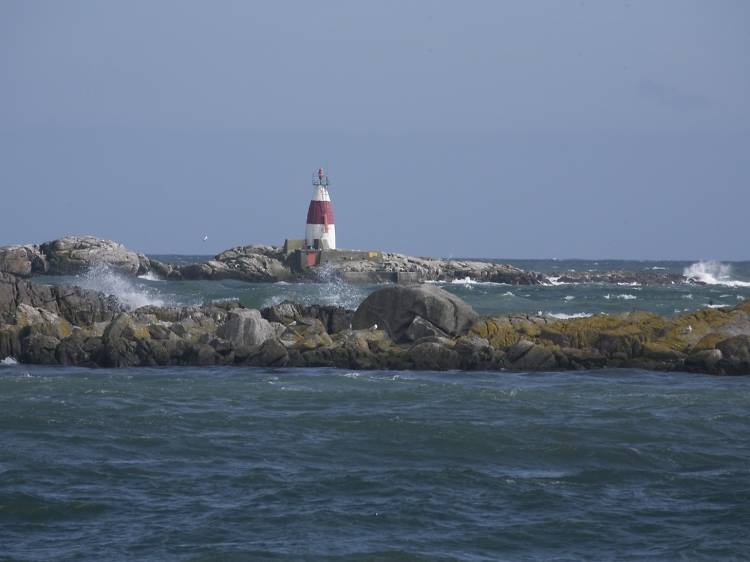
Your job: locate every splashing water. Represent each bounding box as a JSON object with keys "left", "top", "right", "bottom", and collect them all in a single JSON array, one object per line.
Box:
[
  {"left": 684, "top": 261, "right": 750, "bottom": 287},
  {"left": 543, "top": 312, "right": 594, "bottom": 320},
  {"left": 137, "top": 271, "right": 163, "bottom": 281},
  {"left": 262, "top": 263, "right": 368, "bottom": 310},
  {"left": 311, "top": 263, "right": 368, "bottom": 309},
  {"left": 76, "top": 263, "right": 167, "bottom": 310},
  {"left": 1, "top": 357, "right": 18, "bottom": 366}
]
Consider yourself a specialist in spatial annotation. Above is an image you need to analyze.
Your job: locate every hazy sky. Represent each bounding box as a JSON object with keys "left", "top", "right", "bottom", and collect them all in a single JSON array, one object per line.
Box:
[{"left": 1, "top": 0, "right": 748, "bottom": 259}]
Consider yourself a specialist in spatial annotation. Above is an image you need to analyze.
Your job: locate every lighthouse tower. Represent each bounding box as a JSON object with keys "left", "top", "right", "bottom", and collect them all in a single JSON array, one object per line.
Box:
[{"left": 305, "top": 167, "right": 336, "bottom": 249}]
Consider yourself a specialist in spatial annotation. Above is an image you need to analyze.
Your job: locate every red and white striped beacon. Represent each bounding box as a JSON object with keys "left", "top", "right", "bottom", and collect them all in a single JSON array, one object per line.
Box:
[{"left": 305, "top": 167, "right": 336, "bottom": 249}]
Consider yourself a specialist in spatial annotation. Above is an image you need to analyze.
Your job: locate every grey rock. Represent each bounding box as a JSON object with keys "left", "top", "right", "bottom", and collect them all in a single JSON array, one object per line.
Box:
[
  {"left": 0, "top": 245, "right": 47, "bottom": 277},
  {"left": 404, "top": 315, "right": 449, "bottom": 342},
  {"left": 40, "top": 236, "right": 142, "bottom": 275},
  {"left": 0, "top": 272, "right": 120, "bottom": 325},
  {"left": 408, "top": 341, "right": 460, "bottom": 370},
  {"left": 352, "top": 285, "right": 478, "bottom": 343},
  {"left": 21, "top": 333, "right": 60, "bottom": 364},
  {"left": 102, "top": 314, "right": 140, "bottom": 367},
  {"left": 685, "top": 348, "right": 723, "bottom": 372},
  {"left": 716, "top": 335, "right": 750, "bottom": 374},
  {"left": 511, "top": 343, "right": 556, "bottom": 371},
  {"left": 505, "top": 339, "right": 535, "bottom": 362},
  {"left": 217, "top": 309, "right": 275, "bottom": 348}
]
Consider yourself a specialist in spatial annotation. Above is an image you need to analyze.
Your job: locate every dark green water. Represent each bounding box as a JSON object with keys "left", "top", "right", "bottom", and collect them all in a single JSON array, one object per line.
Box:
[{"left": 1, "top": 365, "right": 749, "bottom": 561}]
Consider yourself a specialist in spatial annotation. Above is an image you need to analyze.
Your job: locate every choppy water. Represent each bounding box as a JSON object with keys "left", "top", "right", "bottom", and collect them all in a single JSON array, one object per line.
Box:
[
  {"left": 35, "top": 258, "right": 750, "bottom": 317},
  {"left": 1, "top": 365, "right": 748, "bottom": 561}
]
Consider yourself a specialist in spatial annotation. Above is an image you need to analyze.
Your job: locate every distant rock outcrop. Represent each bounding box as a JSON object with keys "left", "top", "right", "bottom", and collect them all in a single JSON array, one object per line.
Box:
[
  {"left": 175, "top": 245, "right": 292, "bottom": 282},
  {"left": 40, "top": 236, "right": 144, "bottom": 275},
  {"left": 0, "top": 235, "right": 709, "bottom": 286}
]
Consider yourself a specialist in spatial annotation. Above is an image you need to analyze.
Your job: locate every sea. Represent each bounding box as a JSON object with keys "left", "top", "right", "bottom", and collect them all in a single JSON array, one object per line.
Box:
[{"left": 2, "top": 258, "right": 749, "bottom": 561}]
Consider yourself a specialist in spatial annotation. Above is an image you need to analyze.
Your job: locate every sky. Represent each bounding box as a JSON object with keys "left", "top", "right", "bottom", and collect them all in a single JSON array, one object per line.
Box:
[{"left": 1, "top": 0, "right": 748, "bottom": 259}]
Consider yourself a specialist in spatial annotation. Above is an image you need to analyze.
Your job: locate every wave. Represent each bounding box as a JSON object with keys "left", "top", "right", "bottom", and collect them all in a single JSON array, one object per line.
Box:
[
  {"left": 137, "top": 272, "right": 163, "bottom": 282},
  {"left": 544, "top": 312, "right": 594, "bottom": 320},
  {"left": 449, "top": 276, "right": 504, "bottom": 286},
  {"left": 683, "top": 261, "right": 750, "bottom": 288},
  {"left": 1, "top": 357, "right": 18, "bottom": 366},
  {"left": 76, "top": 263, "right": 167, "bottom": 310}
]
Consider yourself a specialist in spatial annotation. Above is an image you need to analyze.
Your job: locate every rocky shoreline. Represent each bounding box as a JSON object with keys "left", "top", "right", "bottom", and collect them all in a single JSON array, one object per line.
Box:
[
  {"left": 1, "top": 271, "right": 748, "bottom": 375},
  {"left": 0, "top": 235, "right": 699, "bottom": 286}
]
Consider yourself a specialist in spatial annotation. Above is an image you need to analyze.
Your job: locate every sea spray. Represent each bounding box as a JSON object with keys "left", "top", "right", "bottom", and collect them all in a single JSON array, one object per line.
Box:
[
  {"left": 261, "top": 263, "right": 367, "bottom": 310},
  {"left": 684, "top": 261, "right": 750, "bottom": 288},
  {"left": 76, "top": 262, "right": 168, "bottom": 310}
]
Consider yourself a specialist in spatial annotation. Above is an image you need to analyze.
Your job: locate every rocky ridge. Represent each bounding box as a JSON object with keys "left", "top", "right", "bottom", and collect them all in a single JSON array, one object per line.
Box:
[
  {"left": 1, "top": 272, "right": 747, "bottom": 375},
  {"left": 0, "top": 236, "right": 701, "bottom": 286}
]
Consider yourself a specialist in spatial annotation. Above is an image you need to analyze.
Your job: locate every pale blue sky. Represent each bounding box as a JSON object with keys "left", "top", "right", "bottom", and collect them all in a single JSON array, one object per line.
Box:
[{"left": 1, "top": 1, "right": 748, "bottom": 259}]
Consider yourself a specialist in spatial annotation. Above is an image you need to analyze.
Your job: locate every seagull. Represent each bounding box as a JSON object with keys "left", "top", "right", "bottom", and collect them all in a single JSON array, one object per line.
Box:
[
  {"left": 289, "top": 320, "right": 297, "bottom": 327},
  {"left": 370, "top": 323, "right": 378, "bottom": 331}
]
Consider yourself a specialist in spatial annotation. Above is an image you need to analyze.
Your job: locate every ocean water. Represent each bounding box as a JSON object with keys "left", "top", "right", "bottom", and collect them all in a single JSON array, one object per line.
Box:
[
  {"left": 0, "top": 365, "right": 748, "bottom": 561},
  {"left": 33, "top": 258, "right": 750, "bottom": 317}
]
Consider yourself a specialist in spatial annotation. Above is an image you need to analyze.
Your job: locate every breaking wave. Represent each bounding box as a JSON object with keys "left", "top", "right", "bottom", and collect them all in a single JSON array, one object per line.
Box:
[
  {"left": 262, "top": 263, "right": 367, "bottom": 310},
  {"left": 544, "top": 312, "right": 594, "bottom": 320},
  {"left": 1, "top": 357, "right": 18, "bottom": 366},
  {"left": 76, "top": 263, "right": 167, "bottom": 310},
  {"left": 684, "top": 261, "right": 750, "bottom": 288}
]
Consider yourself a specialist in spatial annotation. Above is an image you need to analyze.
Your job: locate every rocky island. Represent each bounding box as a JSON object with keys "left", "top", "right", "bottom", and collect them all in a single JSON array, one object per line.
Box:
[
  {"left": 0, "top": 235, "right": 702, "bottom": 285},
  {"left": 1, "top": 269, "right": 748, "bottom": 375}
]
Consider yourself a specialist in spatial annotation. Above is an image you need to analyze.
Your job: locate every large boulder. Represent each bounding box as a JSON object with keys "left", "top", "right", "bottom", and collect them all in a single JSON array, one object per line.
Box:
[
  {"left": 217, "top": 309, "right": 275, "bottom": 348},
  {"left": 40, "top": 236, "right": 142, "bottom": 275},
  {"left": 0, "top": 245, "right": 47, "bottom": 277},
  {"left": 261, "top": 301, "right": 353, "bottom": 334},
  {"left": 0, "top": 272, "right": 120, "bottom": 325},
  {"left": 352, "top": 285, "right": 478, "bottom": 343}
]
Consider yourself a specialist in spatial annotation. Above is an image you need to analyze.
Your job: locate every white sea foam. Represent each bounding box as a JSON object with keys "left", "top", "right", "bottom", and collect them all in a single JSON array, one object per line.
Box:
[
  {"left": 705, "top": 304, "right": 730, "bottom": 309},
  {"left": 449, "top": 276, "right": 504, "bottom": 286},
  {"left": 648, "top": 266, "right": 667, "bottom": 270},
  {"left": 1, "top": 357, "right": 18, "bottom": 366},
  {"left": 137, "top": 272, "right": 163, "bottom": 281},
  {"left": 77, "top": 263, "right": 167, "bottom": 310},
  {"left": 545, "top": 312, "right": 594, "bottom": 320},
  {"left": 682, "top": 294, "right": 694, "bottom": 300},
  {"left": 615, "top": 294, "right": 637, "bottom": 300},
  {"left": 683, "top": 261, "right": 750, "bottom": 288},
  {"left": 564, "top": 295, "right": 575, "bottom": 301},
  {"left": 545, "top": 277, "right": 570, "bottom": 286},
  {"left": 261, "top": 263, "right": 366, "bottom": 310}
]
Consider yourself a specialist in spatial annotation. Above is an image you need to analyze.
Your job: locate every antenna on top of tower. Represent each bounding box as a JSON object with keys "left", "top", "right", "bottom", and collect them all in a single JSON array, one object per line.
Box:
[{"left": 312, "top": 167, "right": 329, "bottom": 187}]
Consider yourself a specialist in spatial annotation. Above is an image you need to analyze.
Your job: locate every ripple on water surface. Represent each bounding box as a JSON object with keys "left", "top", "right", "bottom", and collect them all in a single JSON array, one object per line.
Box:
[{"left": 0, "top": 365, "right": 749, "bottom": 561}]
